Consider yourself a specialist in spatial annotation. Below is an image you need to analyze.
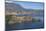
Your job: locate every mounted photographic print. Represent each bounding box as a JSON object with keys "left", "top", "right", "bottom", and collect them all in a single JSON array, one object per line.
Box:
[{"left": 5, "top": 0, "right": 44, "bottom": 31}]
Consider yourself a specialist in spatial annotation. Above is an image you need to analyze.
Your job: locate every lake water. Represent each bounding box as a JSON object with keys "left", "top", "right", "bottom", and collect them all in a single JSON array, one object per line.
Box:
[
  {"left": 6, "top": 20, "right": 44, "bottom": 30},
  {"left": 6, "top": 13, "right": 44, "bottom": 31}
]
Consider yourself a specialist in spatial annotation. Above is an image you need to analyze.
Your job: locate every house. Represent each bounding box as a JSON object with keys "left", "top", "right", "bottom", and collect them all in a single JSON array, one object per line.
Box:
[{"left": 6, "top": 11, "right": 32, "bottom": 24}]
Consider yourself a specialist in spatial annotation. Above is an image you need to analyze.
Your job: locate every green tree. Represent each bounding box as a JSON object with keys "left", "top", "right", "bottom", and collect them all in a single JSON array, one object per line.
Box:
[{"left": 5, "top": 15, "right": 12, "bottom": 24}]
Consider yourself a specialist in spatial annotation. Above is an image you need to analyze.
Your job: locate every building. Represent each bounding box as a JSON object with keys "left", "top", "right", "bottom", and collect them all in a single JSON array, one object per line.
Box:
[{"left": 5, "top": 11, "right": 32, "bottom": 24}]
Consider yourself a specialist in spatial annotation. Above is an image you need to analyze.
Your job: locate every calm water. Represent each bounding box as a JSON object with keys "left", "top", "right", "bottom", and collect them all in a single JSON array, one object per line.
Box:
[
  {"left": 6, "top": 13, "right": 44, "bottom": 31},
  {"left": 6, "top": 21, "right": 44, "bottom": 30}
]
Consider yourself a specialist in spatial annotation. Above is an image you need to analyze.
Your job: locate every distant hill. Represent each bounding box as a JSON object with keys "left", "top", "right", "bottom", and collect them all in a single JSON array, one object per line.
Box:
[
  {"left": 5, "top": 2, "right": 44, "bottom": 15},
  {"left": 5, "top": 2, "right": 25, "bottom": 12},
  {"left": 5, "top": 2, "right": 33, "bottom": 15}
]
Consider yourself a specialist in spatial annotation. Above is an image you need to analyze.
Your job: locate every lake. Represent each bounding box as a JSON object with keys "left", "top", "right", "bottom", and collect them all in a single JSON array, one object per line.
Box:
[
  {"left": 6, "top": 13, "right": 44, "bottom": 31},
  {"left": 6, "top": 20, "right": 44, "bottom": 31}
]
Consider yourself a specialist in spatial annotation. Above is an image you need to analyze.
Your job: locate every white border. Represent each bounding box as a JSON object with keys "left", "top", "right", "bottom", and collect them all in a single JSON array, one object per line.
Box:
[
  {"left": 0, "top": 0, "right": 5, "bottom": 31},
  {"left": 0, "top": 0, "right": 46, "bottom": 31}
]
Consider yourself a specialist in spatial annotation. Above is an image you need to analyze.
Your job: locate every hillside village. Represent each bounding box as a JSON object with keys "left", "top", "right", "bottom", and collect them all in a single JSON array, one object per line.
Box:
[
  {"left": 5, "top": 11, "right": 32, "bottom": 24},
  {"left": 5, "top": 2, "right": 43, "bottom": 24},
  {"left": 5, "top": 2, "right": 32, "bottom": 24}
]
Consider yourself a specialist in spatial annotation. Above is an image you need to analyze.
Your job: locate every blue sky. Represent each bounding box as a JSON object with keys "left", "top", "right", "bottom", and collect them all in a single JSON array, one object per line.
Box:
[
  {"left": 6, "top": 0, "right": 44, "bottom": 9},
  {"left": 15, "top": 2, "right": 44, "bottom": 9}
]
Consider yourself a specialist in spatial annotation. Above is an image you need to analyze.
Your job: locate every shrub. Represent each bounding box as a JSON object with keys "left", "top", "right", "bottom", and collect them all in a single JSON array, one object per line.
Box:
[
  {"left": 32, "top": 18, "right": 40, "bottom": 23},
  {"left": 5, "top": 15, "right": 12, "bottom": 24}
]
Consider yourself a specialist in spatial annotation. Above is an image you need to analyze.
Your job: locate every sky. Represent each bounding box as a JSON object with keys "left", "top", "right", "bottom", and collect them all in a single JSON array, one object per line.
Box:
[
  {"left": 5, "top": 0, "right": 44, "bottom": 9},
  {"left": 15, "top": 2, "right": 44, "bottom": 9},
  {"left": 6, "top": 0, "right": 43, "bottom": 2}
]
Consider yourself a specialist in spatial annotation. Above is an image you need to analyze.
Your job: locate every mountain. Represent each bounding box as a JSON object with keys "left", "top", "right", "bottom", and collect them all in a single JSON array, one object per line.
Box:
[
  {"left": 5, "top": 2, "right": 25, "bottom": 12},
  {"left": 5, "top": 2, "right": 33, "bottom": 15},
  {"left": 5, "top": 2, "right": 43, "bottom": 15}
]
